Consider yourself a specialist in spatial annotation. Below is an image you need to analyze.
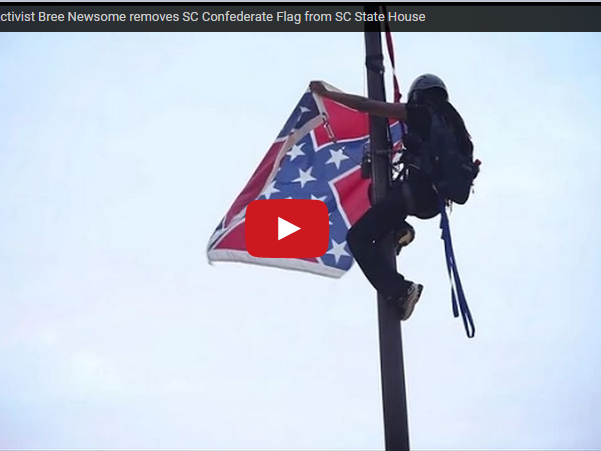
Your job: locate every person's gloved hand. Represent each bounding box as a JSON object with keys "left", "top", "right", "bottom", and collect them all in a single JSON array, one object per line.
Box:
[{"left": 309, "top": 81, "right": 328, "bottom": 96}]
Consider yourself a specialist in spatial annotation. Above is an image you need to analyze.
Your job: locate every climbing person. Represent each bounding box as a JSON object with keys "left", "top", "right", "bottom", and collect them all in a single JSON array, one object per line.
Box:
[{"left": 309, "top": 74, "right": 477, "bottom": 321}]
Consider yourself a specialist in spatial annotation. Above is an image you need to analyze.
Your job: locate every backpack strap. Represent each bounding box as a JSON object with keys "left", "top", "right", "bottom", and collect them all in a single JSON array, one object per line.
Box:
[{"left": 438, "top": 195, "right": 476, "bottom": 338}]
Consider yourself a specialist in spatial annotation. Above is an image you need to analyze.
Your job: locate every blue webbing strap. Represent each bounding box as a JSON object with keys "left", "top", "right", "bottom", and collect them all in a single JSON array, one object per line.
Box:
[{"left": 438, "top": 196, "right": 476, "bottom": 338}]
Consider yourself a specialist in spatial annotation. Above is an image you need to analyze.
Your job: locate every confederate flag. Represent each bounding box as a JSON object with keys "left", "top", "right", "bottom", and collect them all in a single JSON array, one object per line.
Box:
[{"left": 207, "top": 84, "right": 402, "bottom": 278}]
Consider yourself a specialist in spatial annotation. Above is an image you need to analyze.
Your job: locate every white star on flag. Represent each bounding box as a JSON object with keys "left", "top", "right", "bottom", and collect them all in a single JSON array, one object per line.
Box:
[
  {"left": 261, "top": 181, "right": 280, "bottom": 199},
  {"left": 287, "top": 143, "right": 305, "bottom": 161},
  {"left": 326, "top": 148, "right": 349, "bottom": 169},
  {"left": 311, "top": 194, "right": 328, "bottom": 202},
  {"left": 292, "top": 167, "right": 316, "bottom": 188},
  {"left": 326, "top": 239, "right": 350, "bottom": 264}
]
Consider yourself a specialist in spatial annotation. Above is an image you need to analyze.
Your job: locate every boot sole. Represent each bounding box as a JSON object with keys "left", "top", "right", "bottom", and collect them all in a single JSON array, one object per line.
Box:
[
  {"left": 395, "top": 225, "right": 416, "bottom": 255},
  {"left": 401, "top": 284, "right": 423, "bottom": 321}
]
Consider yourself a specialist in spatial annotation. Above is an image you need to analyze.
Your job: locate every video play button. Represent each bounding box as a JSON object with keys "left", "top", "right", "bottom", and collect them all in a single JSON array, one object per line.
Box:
[
  {"left": 278, "top": 217, "right": 301, "bottom": 240},
  {"left": 245, "top": 199, "right": 329, "bottom": 258}
]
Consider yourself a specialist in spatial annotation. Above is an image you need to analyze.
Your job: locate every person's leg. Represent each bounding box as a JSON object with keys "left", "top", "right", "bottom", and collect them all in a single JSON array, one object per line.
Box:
[
  {"left": 393, "top": 169, "right": 439, "bottom": 319},
  {"left": 406, "top": 168, "right": 440, "bottom": 219},
  {"left": 347, "top": 185, "right": 412, "bottom": 300}
]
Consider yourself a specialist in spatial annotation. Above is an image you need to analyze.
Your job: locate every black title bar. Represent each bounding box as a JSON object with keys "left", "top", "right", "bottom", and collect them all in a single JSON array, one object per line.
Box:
[{"left": 0, "top": 4, "right": 599, "bottom": 32}]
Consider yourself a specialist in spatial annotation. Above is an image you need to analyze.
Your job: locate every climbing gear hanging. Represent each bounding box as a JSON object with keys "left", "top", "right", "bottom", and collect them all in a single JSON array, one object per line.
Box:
[
  {"left": 382, "top": 6, "right": 402, "bottom": 103},
  {"left": 438, "top": 196, "right": 476, "bottom": 338}
]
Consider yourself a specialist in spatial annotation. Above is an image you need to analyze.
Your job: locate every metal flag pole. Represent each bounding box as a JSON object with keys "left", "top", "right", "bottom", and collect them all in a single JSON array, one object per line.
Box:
[{"left": 363, "top": 6, "right": 411, "bottom": 450}]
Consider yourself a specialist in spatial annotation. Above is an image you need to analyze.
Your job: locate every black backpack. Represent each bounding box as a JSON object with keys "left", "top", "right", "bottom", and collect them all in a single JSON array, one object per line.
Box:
[{"left": 406, "top": 102, "right": 480, "bottom": 205}]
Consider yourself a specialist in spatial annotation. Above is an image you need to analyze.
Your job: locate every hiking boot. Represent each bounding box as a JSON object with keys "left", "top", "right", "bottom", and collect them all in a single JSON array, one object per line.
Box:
[
  {"left": 397, "top": 282, "right": 424, "bottom": 321},
  {"left": 395, "top": 221, "right": 416, "bottom": 255}
]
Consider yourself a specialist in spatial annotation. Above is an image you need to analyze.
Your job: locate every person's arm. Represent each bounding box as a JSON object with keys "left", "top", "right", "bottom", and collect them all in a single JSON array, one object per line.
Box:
[{"left": 309, "top": 81, "right": 408, "bottom": 121}]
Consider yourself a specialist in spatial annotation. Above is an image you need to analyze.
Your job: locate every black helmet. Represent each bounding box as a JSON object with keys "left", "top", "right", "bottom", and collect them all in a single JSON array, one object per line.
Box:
[{"left": 408, "top": 74, "right": 448, "bottom": 101}]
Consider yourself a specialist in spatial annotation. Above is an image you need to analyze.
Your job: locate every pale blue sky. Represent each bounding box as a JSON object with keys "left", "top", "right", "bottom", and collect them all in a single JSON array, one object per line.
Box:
[{"left": 1, "top": 32, "right": 601, "bottom": 449}]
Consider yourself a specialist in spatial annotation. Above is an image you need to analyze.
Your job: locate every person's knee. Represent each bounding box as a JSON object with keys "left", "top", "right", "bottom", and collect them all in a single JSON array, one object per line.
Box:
[
  {"left": 347, "top": 222, "right": 371, "bottom": 252},
  {"left": 346, "top": 225, "right": 360, "bottom": 250}
]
